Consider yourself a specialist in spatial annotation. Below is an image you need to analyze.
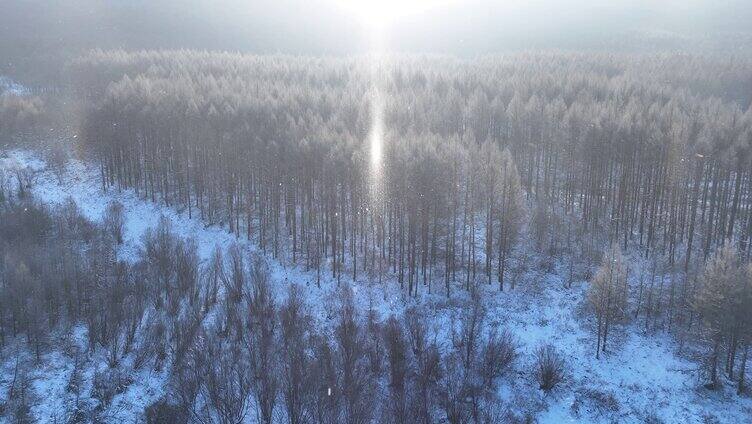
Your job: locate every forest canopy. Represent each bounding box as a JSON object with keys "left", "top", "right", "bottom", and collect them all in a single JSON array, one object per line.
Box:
[{"left": 72, "top": 50, "right": 752, "bottom": 295}]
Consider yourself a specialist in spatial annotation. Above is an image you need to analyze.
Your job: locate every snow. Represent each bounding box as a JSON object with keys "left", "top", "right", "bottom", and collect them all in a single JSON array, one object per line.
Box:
[{"left": 2, "top": 148, "right": 752, "bottom": 423}]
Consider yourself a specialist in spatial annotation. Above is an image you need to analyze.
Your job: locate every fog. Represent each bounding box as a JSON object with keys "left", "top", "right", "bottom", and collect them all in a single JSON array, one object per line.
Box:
[{"left": 2, "top": 0, "right": 751, "bottom": 81}]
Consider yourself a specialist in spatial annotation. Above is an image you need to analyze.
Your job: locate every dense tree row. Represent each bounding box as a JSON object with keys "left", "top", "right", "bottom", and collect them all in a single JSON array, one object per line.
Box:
[
  {"left": 586, "top": 241, "right": 752, "bottom": 393},
  {"left": 73, "top": 51, "right": 533, "bottom": 296},
  {"left": 71, "top": 51, "right": 752, "bottom": 301}
]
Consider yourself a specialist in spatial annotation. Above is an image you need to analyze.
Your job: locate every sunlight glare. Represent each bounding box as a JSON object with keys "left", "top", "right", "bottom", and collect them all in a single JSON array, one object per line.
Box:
[
  {"left": 367, "top": 55, "right": 385, "bottom": 208},
  {"left": 369, "top": 93, "right": 383, "bottom": 170},
  {"left": 334, "top": 0, "right": 460, "bottom": 209},
  {"left": 335, "top": 0, "right": 456, "bottom": 28}
]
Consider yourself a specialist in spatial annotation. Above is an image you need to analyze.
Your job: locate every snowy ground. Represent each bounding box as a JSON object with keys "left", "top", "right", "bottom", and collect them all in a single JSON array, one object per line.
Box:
[{"left": 1, "top": 148, "right": 751, "bottom": 423}]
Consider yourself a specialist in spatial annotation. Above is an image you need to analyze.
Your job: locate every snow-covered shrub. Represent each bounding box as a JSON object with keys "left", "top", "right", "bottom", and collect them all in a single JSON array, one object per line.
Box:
[
  {"left": 134, "top": 311, "right": 167, "bottom": 370},
  {"left": 57, "top": 197, "right": 99, "bottom": 243},
  {"left": 65, "top": 354, "right": 94, "bottom": 423},
  {"left": 14, "top": 167, "right": 35, "bottom": 199},
  {"left": 479, "top": 328, "right": 518, "bottom": 389},
  {"left": 0, "top": 361, "right": 34, "bottom": 423},
  {"left": 474, "top": 394, "right": 507, "bottom": 424},
  {"left": 145, "top": 399, "right": 187, "bottom": 424},
  {"left": 103, "top": 200, "right": 125, "bottom": 245},
  {"left": 438, "top": 352, "right": 472, "bottom": 424},
  {"left": 534, "top": 344, "right": 565, "bottom": 392},
  {"left": 570, "top": 388, "right": 620, "bottom": 418},
  {"left": 641, "top": 410, "right": 664, "bottom": 424},
  {"left": 92, "top": 367, "right": 133, "bottom": 408}
]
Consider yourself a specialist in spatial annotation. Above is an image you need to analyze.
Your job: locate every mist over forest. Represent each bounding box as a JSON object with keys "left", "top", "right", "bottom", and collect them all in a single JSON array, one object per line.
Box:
[
  {"left": 1, "top": 1, "right": 752, "bottom": 423},
  {"left": 2, "top": 0, "right": 752, "bottom": 83}
]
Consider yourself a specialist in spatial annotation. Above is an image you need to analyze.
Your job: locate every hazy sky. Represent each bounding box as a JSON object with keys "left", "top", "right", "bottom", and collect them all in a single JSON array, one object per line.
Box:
[
  {"left": 2, "top": 0, "right": 751, "bottom": 74},
  {"left": 182, "top": 0, "right": 752, "bottom": 53},
  {"left": 218, "top": 0, "right": 752, "bottom": 51}
]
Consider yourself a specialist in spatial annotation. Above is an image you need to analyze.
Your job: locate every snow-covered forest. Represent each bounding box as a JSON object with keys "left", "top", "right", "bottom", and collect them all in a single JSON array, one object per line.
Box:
[
  {"left": 1, "top": 50, "right": 751, "bottom": 423},
  {"left": 2, "top": 0, "right": 752, "bottom": 421}
]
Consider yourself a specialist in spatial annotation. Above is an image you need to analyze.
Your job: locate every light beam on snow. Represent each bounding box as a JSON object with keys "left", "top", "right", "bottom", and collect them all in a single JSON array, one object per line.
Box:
[
  {"left": 369, "top": 92, "right": 383, "bottom": 171},
  {"left": 367, "top": 21, "right": 386, "bottom": 209}
]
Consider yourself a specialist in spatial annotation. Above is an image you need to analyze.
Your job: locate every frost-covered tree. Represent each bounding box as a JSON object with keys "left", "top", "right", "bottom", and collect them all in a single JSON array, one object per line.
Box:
[
  {"left": 694, "top": 245, "right": 741, "bottom": 388},
  {"left": 589, "top": 244, "right": 628, "bottom": 358}
]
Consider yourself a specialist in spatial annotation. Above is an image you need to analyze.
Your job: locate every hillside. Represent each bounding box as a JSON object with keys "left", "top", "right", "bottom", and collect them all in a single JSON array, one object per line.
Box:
[{"left": 1, "top": 147, "right": 749, "bottom": 422}]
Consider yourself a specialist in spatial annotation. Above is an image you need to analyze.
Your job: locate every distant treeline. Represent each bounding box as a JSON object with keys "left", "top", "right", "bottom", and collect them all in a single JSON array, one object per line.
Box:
[{"left": 71, "top": 51, "right": 752, "bottom": 294}]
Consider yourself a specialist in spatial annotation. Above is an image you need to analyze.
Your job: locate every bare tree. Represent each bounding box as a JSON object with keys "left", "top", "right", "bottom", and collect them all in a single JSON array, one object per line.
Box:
[
  {"left": 334, "top": 286, "right": 373, "bottom": 424},
  {"left": 103, "top": 201, "right": 125, "bottom": 244},
  {"left": 202, "top": 245, "right": 227, "bottom": 312},
  {"left": 405, "top": 307, "right": 441, "bottom": 424},
  {"left": 196, "top": 330, "right": 253, "bottom": 424},
  {"left": 279, "top": 285, "right": 311, "bottom": 424},
  {"left": 244, "top": 256, "right": 278, "bottom": 424},
  {"left": 438, "top": 353, "right": 471, "bottom": 424},
  {"left": 478, "top": 328, "right": 517, "bottom": 389},
  {"left": 383, "top": 315, "right": 409, "bottom": 424}
]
